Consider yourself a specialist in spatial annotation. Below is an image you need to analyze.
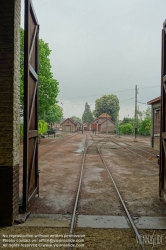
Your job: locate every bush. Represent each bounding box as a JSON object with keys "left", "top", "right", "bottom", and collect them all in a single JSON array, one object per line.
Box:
[
  {"left": 119, "top": 123, "right": 134, "bottom": 135},
  {"left": 20, "top": 120, "right": 48, "bottom": 138},
  {"left": 138, "top": 118, "right": 151, "bottom": 136},
  {"left": 38, "top": 120, "right": 48, "bottom": 135},
  {"left": 20, "top": 123, "right": 24, "bottom": 139},
  {"left": 114, "top": 126, "right": 117, "bottom": 134}
]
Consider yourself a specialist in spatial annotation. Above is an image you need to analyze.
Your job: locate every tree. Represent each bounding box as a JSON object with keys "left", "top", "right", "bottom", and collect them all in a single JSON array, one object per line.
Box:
[
  {"left": 44, "top": 104, "right": 63, "bottom": 124},
  {"left": 144, "top": 107, "right": 151, "bottom": 119},
  {"left": 138, "top": 119, "right": 151, "bottom": 136},
  {"left": 20, "top": 28, "right": 59, "bottom": 117},
  {"left": 71, "top": 116, "right": 81, "bottom": 123},
  {"left": 120, "top": 107, "right": 151, "bottom": 136},
  {"left": 82, "top": 102, "right": 94, "bottom": 123},
  {"left": 38, "top": 39, "right": 59, "bottom": 115},
  {"left": 138, "top": 107, "right": 151, "bottom": 136},
  {"left": 121, "top": 117, "right": 133, "bottom": 124},
  {"left": 93, "top": 95, "right": 120, "bottom": 122}
]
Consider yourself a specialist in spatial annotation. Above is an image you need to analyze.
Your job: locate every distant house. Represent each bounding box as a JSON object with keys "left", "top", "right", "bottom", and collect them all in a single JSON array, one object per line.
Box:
[
  {"left": 90, "top": 113, "right": 114, "bottom": 133},
  {"left": 147, "top": 96, "right": 161, "bottom": 150},
  {"left": 76, "top": 122, "right": 82, "bottom": 131},
  {"left": 61, "top": 118, "right": 77, "bottom": 132},
  {"left": 83, "top": 122, "right": 89, "bottom": 131}
]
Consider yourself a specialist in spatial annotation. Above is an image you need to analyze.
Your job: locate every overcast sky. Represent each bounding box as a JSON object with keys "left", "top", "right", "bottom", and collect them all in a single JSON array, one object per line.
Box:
[{"left": 21, "top": 0, "right": 166, "bottom": 120}]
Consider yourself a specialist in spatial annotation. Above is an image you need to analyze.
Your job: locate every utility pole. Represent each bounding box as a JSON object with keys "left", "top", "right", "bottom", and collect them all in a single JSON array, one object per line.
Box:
[{"left": 134, "top": 85, "right": 138, "bottom": 141}]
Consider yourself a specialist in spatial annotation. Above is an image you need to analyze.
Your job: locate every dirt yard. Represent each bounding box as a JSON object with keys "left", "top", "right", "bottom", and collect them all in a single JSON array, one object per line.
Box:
[{"left": 1, "top": 132, "right": 166, "bottom": 250}]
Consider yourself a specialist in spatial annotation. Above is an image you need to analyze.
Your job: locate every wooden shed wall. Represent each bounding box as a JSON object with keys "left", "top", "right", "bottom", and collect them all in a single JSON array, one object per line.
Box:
[{"left": 100, "top": 120, "right": 114, "bottom": 133}]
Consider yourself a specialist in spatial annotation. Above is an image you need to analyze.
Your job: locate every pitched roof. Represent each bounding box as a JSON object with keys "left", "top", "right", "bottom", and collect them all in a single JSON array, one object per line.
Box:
[
  {"left": 98, "top": 113, "right": 111, "bottom": 118},
  {"left": 69, "top": 118, "right": 77, "bottom": 124},
  {"left": 90, "top": 117, "right": 114, "bottom": 125},
  {"left": 147, "top": 96, "right": 161, "bottom": 105},
  {"left": 61, "top": 118, "right": 77, "bottom": 125},
  {"left": 100, "top": 118, "right": 115, "bottom": 125},
  {"left": 90, "top": 118, "right": 98, "bottom": 124}
]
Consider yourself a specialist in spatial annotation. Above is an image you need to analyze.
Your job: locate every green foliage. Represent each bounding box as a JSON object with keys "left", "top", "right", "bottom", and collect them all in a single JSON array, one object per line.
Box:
[
  {"left": 137, "top": 107, "right": 151, "bottom": 136},
  {"left": 144, "top": 107, "right": 151, "bottom": 119},
  {"left": 44, "top": 104, "right": 63, "bottom": 124},
  {"left": 121, "top": 117, "right": 133, "bottom": 125},
  {"left": 38, "top": 120, "right": 48, "bottom": 135},
  {"left": 119, "top": 123, "right": 134, "bottom": 135},
  {"left": 38, "top": 39, "right": 59, "bottom": 115},
  {"left": 121, "top": 107, "right": 151, "bottom": 136},
  {"left": 138, "top": 118, "right": 151, "bottom": 136},
  {"left": 82, "top": 102, "right": 94, "bottom": 123},
  {"left": 20, "top": 121, "right": 48, "bottom": 137},
  {"left": 20, "top": 123, "right": 24, "bottom": 139},
  {"left": 20, "top": 28, "right": 59, "bottom": 117},
  {"left": 93, "top": 94, "right": 120, "bottom": 122},
  {"left": 71, "top": 116, "right": 81, "bottom": 123},
  {"left": 137, "top": 110, "right": 143, "bottom": 120}
]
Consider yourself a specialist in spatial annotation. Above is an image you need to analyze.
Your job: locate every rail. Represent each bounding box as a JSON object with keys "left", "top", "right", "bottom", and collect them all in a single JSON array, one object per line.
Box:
[{"left": 68, "top": 131, "right": 146, "bottom": 250}]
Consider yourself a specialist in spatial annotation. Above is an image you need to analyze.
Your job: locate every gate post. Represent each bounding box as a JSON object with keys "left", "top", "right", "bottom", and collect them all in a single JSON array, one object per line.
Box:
[
  {"left": 159, "top": 20, "right": 166, "bottom": 198},
  {"left": 0, "top": 0, "right": 21, "bottom": 225}
]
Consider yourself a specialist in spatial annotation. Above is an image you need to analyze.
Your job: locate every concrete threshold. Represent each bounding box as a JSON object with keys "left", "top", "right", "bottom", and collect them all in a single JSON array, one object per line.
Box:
[
  {"left": 77, "top": 215, "right": 129, "bottom": 229},
  {"left": 15, "top": 214, "right": 71, "bottom": 228},
  {"left": 14, "top": 214, "right": 166, "bottom": 230},
  {"left": 133, "top": 216, "right": 166, "bottom": 229}
]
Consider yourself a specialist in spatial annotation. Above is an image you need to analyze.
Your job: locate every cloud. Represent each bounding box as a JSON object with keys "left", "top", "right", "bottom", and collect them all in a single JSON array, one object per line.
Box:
[{"left": 21, "top": 0, "right": 164, "bottom": 119}]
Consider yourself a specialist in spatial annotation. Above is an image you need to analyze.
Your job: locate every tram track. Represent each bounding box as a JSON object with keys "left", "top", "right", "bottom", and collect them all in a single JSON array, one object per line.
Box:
[
  {"left": 110, "top": 137, "right": 157, "bottom": 157},
  {"left": 68, "top": 132, "right": 145, "bottom": 250},
  {"left": 107, "top": 138, "right": 158, "bottom": 167},
  {"left": 96, "top": 134, "right": 157, "bottom": 157},
  {"left": 91, "top": 133, "right": 157, "bottom": 164}
]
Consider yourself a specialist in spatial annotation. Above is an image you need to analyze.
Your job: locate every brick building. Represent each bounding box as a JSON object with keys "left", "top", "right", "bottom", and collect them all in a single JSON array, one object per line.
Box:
[
  {"left": 83, "top": 122, "right": 89, "bottom": 131},
  {"left": 90, "top": 113, "right": 114, "bottom": 133},
  {"left": 76, "top": 122, "right": 82, "bottom": 131},
  {"left": 0, "top": 0, "right": 21, "bottom": 225},
  {"left": 147, "top": 96, "right": 161, "bottom": 150},
  {"left": 61, "top": 118, "right": 77, "bottom": 132}
]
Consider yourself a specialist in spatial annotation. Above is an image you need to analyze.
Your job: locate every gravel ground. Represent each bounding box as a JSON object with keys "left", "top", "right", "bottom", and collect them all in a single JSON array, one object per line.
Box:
[
  {"left": 1, "top": 227, "right": 166, "bottom": 250},
  {"left": 10, "top": 132, "right": 166, "bottom": 249}
]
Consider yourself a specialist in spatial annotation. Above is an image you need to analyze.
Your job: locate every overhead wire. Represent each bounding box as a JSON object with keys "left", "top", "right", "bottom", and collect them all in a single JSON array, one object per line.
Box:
[
  {"left": 59, "top": 85, "right": 159, "bottom": 101},
  {"left": 59, "top": 97, "right": 135, "bottom": 107}
]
